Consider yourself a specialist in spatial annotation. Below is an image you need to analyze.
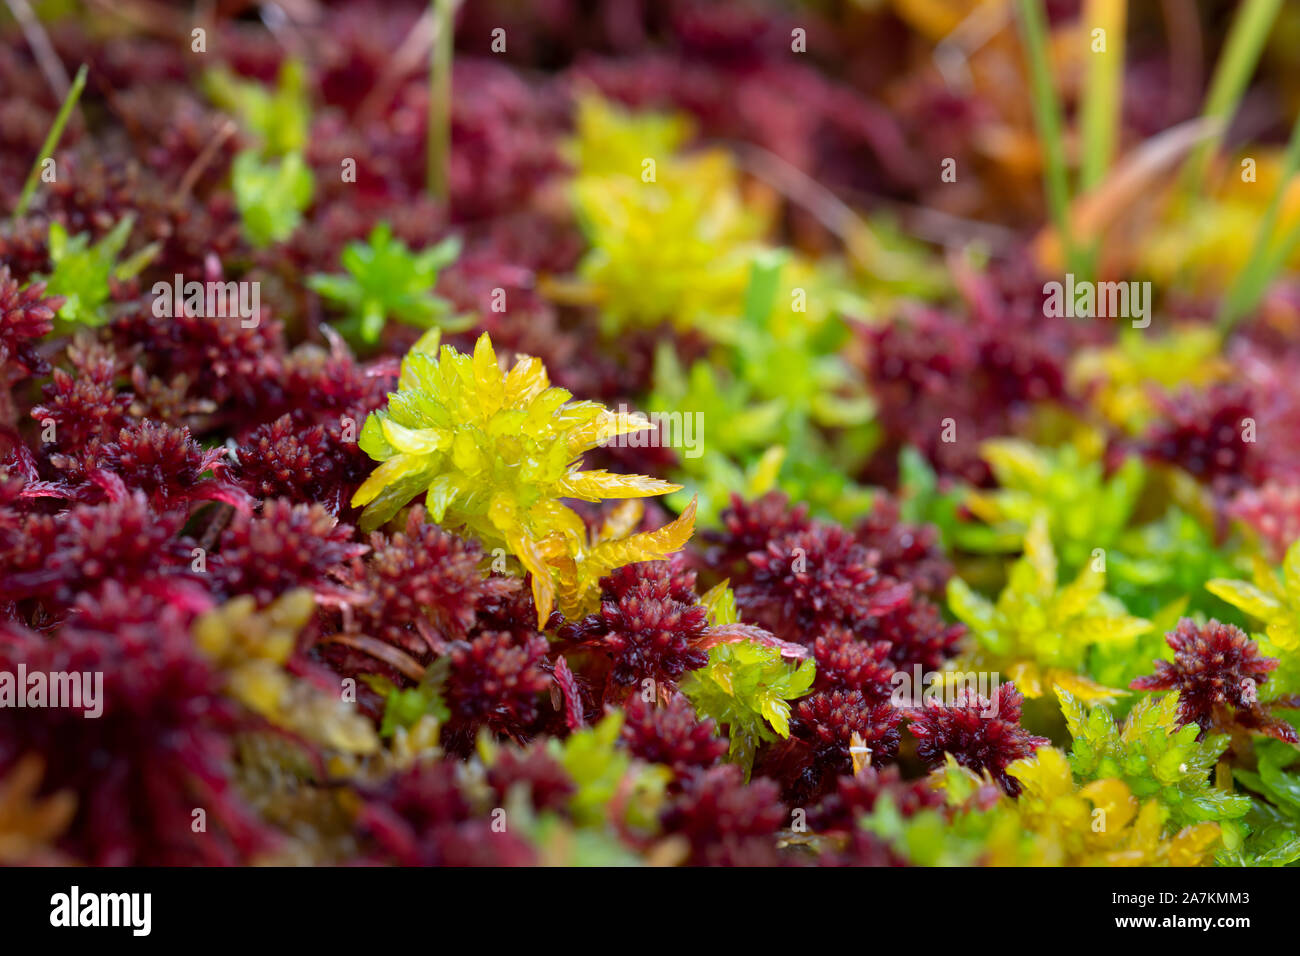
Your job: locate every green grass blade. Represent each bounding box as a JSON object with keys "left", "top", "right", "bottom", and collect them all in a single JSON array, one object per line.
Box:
[
  {"left": 1015, "top": 0, "right": 1078, "bottom": 275},
  {"left": 742, "top": 250, "right": 787, "bottom": 328},
  {"left": 1217, "top": 109, "right": 1300, "bottom": 330},
  {"left": 12, "top": 62, "right": 87, "bottom": 222},
  {"left": 1080, "top": 0, "right": 1126, "bottom": 193},
  {"left": 1180, "top": 0, "right": 1282, "bottom": 197},
  {"left": 426, "top": 0, "right": 453, "bottom": 200}
]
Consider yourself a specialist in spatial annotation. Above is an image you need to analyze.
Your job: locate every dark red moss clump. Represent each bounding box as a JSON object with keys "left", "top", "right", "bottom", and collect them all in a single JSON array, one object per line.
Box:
[
  {"left": 758, "top": 689, "right": 902, "bottom": 805},
  {"left": 1142, "top": 386, "right": 1264, "bottom": 493},
  {"left": 346, "top": 507, "right": 518, "bottom": 654},
  {"left": 47, "top": 419, "right": 250, "bottom": 510},
  {"left": 853, "top": 494, "right": 953, "bottom": 598},
  {"left": 0, "top": 266, "right": 60, "bottom": 378},
  {"left": 1131, "top": 618, "right": 1299, "bottom": 743},
  {"left": 1228, "top": 482, "right": 1300, "bottom": 563},
  {"left": 233, "top": 412, "right": 370, "bottom": 515},
  {"left": 557, "top": 559, "right": 713, "bottom": 704},
  {"left": 215, "top": 498, "right": 367, "bottom": 606},
  {"left": 485, "top": 745, "right": 575, "bottom": 815},
  {"left": 871, "top": 599, "right": 966, "bottom": 674},
  {"left": 0, "top": 598, "right": 273, "bottom": 864},
  {"left": 620, "top": 693, "right": 728, "bottom": 779},
  {"left": 442, "top": 630, "right": 552, "bottom": 751},
  {"left": 862, "top": 257, "right": 1101, "bottom": 486},
  {"left": 905, "top": 682, "right": 1048, "bottom": 796},
  {"left": 704, "top": 492, "right": 963, "bottom": 675},
  {"left": 31, "top": 336, "right": 132, "bottom": 451},
  {"left": 356, "top": 761, "right": 536, "bottom": 866},
  {"left": 0, "top": 492, "right": 205, "bottom": 614},
  {"left": 699, "top": 491, "right": 813, "bottom": 571},
  {"left": 736, "top": 522, "right": 908, "bottom": 639},
  {"left": 808, "top": 765, "right": 945, "bottom": 833},
  {"left": 659, "top": 764, "right": 787, "bottom": 866},
  {"left": 811, "top": 629, "right": 897, "bottom": 702},
  {"left": 110, "top": 305, "right": 287, "bottom": 410}
]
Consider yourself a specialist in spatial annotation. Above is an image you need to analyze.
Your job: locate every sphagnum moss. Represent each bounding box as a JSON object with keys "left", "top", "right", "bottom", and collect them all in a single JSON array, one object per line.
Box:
[{"left": 1, "top": 0, "right": 1299, "bottom": 872}]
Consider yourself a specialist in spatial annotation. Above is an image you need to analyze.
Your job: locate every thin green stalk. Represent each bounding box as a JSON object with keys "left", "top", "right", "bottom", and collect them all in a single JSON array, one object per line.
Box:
[
  {"left": 1217, "top": 109, "right": 1300, "bottom": 331},
  {"left": 1180, "top": 0, "right": 1282, "bottom": 198},
  {"left": 427, "top": 0, "right": 453, "bottom": 200},
  {"left": 1015, "top": 0, "right": 1080, "bottom": 276},
  {"left": 1260, "top": 218, "right": 1300, "bottom": 277},
  {"left": 1076, "top": 0, "right": 1126, "bottom": 281},
  {"left": 12, "top": 62, "right": 86, "bottom": 222},
  {"left": 1080, "top": 0, "right": 1126, "bottom": 193}
]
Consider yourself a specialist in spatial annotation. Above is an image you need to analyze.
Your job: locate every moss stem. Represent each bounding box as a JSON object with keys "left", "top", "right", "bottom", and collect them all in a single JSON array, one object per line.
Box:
[
  {"left": 426, "top": 0, "right": 454, "bottom": 201},
  {"left": 12, "top": 62, "right": 87, "bottom": 223}
]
